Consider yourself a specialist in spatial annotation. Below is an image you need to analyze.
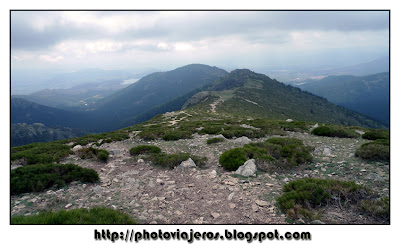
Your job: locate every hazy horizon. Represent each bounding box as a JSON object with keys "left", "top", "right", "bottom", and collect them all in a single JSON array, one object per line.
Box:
[{"left": 11, "top": 10, "right": 389, "bottom": 94}]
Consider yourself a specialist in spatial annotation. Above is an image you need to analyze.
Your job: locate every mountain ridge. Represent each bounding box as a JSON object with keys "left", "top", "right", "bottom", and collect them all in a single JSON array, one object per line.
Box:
[
  {"left": 297, "top": 72, "right": 389, "bottom": 125},
  {"left": 184, "top": 69, "right": 385, "bottom": 129}
]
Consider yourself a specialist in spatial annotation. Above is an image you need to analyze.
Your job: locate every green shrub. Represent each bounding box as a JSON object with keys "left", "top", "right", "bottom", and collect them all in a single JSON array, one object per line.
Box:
[
  {"left": 11, "top": 142, "right": 73, "bottom": 165},
  {"left": 136, "top": 125, "right": 167, "bottom": 140},
  {"left": 71, "top": 131, "right": 130, "bottom": 147},
  {"left": 355, "top": 139, "right": 389, "bottom": 161},
  {"left": 360, "top": 197, "right": 389, "bottom": 221},
  {"left": 148, "top": 153, "right": 191, "bottom": 169},
  {"left": 362, "top": 129, "right": 389, "bottom": 141},
  {"left": 97, "top": 151, "right": 109, "bottom": 162},
  {"left": 276, "top": 178, "right": 377, "bottom": 221},
  {"left": 219, "top": 148, "right": 248, "bottom": 171},
  {"left": 199, "top": 126, "right": 223, "bottom": 135},
  {"left": 11, "top": 163, "right": 99, "bottom": 195},
  {"left": 206, "top": 137, "right": 225, "bottom": 144},
  {"left": 280, "top": 144, "right": 313, "bottom": 165},
  {"left": 220, "top": 127, "right": 265, "bottom": 139},
  {"left": 243, "top": 138, "right": 312, "bottom": 171},
  {"left": 162, "top": 131, "right": 192, "bottom": 141},
  {"left": 277, "top": 121, "right": 308, "bottom": 132},
  {"left": 265, "top": 137, "right": 303, "bottom": 147},
  {"left": 219, "top": 137, "right": 312, "bottom": 172},
  {"left": 11, "top": 207, "right": 136, "bottom": 224},
  {"left": 311, "top": 125, "right": 358, "bottom": 138},
  {"left": 129, "top": 145, "right": 162, "bottom": 155},
  {"left": 77, "top": 147, "right": 109, "bottom": 162},
  {"left": 190, "top": 155, "right": 208, "bottom": 168}
]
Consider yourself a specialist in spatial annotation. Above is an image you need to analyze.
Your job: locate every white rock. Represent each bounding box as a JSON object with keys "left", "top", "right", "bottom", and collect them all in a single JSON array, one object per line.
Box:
[
  {"left": 208, "top": 170, "right": 217, "bottom": 178},
  {"left": 137, "top": 159, "right": 145, "bottom": 163},
  {"left": 235, "top": 159, "right": 257, "bottom": 177},
  {"left": 72, "top": 145, "right": 82, "bottom": 151},
  {"left": 211, "top": 212, "right": 220, "bottom": 219},
  {"left": 213, "top": 134, "right": 226, "bottom": 139},
  {"left": 355, "top": 130, "right": 365, "bottom": 135},
  {"left": 286, "top": 119, "right": 293, "bottom": 122},
  {"left": 323, "top": 148, "right": 332, "bottom": 156},
  {"left": 177, "top": 158, "right": 197, "bottom": 168},
  {"left": 234, "top": 136, "right": 251, "bottom": 144},
  {"left": 255, "top": 200, "right": 270, "bottom": 207}
]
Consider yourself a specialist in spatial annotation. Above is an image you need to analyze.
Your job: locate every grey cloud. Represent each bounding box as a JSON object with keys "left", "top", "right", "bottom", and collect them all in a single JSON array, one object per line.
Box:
[{"left": 11, "top": 11, "right": 389, "bottom": 51}]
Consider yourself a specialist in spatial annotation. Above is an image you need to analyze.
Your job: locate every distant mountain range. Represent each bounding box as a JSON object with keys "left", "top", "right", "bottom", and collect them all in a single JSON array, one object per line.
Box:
[
  {"left": 11, "top": 64, "right": 388, "bottom": 146},
  {"left": 267, "top": 56, "right": 389, "bottom": 84},
  {"left": 13, "top": 79, "right": 130, "bottom": 111},
  {"left": 11, "top": 123, "right": 85, "bottom": 147},
  {"left": 297, "top": 72, "right": 389, "bottom": 126},
  {"left": 319, "top": 56, "right": 389, "bottom": 76},
  {"left": 11, "top": 68, "right": 136, "bottom": 95},
  {"left": 94, "top": 64, "right": 228, "bottom": 127},
  {"left": 11, "top": 64, "right": 228, "bottom": 134}
]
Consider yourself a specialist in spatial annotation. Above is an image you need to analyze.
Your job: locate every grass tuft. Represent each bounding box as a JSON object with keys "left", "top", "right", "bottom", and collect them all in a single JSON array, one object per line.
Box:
[
  {"left": 312, "top": 125, "right": 358, "bottom": 138},
  {"left": 355, "top": 139, "right": 389, "bottom": 161},
  {"left": 276, "top": 178, "right": 379, "bottom": 222},
  {"left": 11, "top": 207, "right": 136, "bottom": 224},
  {"left": 129, "top": 145, "right": 162, "bottom": 155},
  {"left": 77, "top": 147, "right": 109, "bottom": 162},
  {"left": 11, "top": 163, "right": 99, "bottom": 195}
]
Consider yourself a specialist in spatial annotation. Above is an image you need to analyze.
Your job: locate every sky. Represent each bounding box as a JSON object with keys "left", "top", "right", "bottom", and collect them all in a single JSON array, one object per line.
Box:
[{"left": 11, "top": 10, "right": 389, "bottom": 73}]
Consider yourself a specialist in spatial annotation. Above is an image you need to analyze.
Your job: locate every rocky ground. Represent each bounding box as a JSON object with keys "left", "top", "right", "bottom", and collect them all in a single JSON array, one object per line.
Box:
[{"left": 10, "top": 131, "right": 389, "bottom": 224}]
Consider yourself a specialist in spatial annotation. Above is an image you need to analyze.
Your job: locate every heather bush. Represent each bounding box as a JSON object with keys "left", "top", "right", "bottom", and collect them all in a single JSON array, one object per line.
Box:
[
  {"left": 129, "top": 145, "right": 162, "bottom": 155},
  {"left": 11, "top": 163, "right": 99, "bottom": 195},
  {"left": 11, "top": 207, "right": 136, "bottom": 224}
]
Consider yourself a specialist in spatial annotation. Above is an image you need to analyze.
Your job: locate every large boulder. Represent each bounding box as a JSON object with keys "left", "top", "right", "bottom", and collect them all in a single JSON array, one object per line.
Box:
[
  {"left": 234, "top": 136, "right": 251, "bottom": 144},
  {"left": 177, "top": 158, "right": 197, "bottom": 168},
  {"left": 235, "top": 159, "right": 257, "bottom": 177}
]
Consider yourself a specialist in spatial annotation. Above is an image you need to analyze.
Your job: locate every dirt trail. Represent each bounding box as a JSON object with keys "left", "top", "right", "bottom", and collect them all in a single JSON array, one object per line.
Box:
[{"left": 209, "top": 97, "right": 224, "bottom": 113}]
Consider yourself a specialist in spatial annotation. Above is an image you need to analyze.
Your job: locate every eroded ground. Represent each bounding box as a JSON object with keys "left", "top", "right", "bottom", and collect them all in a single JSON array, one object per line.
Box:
[{"left": 11, "top": 131, "right": 389, "bottom": 224}]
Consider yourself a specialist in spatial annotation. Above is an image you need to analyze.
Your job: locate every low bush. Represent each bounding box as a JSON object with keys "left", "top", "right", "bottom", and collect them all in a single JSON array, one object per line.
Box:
[
  {"left": 355, "top": 139, "right": 389, "bottom": 161},
  {"left": 360, "top": 197, "right": 389, "bottom": 221},
  {"left": 219, "top": 137, "right": 313, "bottom": 172},
  {"left": 11, "top": 142, "right": 73, "bottom": 165},
  {"left": 219, "top": 148, "right": 248, "bottom": 171},
  {"left": 220, "top": 127, "right": 265, "bottom": 139},
  {"left": 71, "top": 131, "right": 130, "bottom": 147},
  {"left": 199, "top": 126, "right": 223, "bottom": 135},
  {"left": 11, "top": 163, "right": 99, "bottom": 195},
  {"left": 11, "top": 207, "right": 136, "bottom": 224},
  {"left": 189, "top": 155, "right": 208, "bottom": 168},
  {"left": 362, "top": 129, "right": 389, "bottom": 141},
  {"left": 312, "top": 125, "right": 358, "bottom": 138},
  {"left": 129, "top": 145, "right": 162, "bottom": 155},
  {"left": 276, "top": 178, "right": 377, "bottom": 221},
  {"left": 265, "top": 137, "right": 304, "bottom": 147},
  {"left": 206, "top": 137, "right": 225, "bottom": 144},
  {"left": 277, "top": 121, "right": 308, "bottom": 132},
  {"left": 148, "top": 153, "right": 191, "bottom": 169},
  {"left": 77, "top": 147, "right": 109, "bottom": 162},
  {"left": 249, "top": 137, "right": 312, "bottom": 170},
  {"left": 162, "top": 130, "right": 192, "bottom": 141}
]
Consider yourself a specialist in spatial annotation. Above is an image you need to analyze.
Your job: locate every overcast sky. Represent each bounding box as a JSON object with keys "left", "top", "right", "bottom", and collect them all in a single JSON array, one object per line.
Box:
[{"left": 11, "top": 11, "right": 389, "bottom": 72}]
